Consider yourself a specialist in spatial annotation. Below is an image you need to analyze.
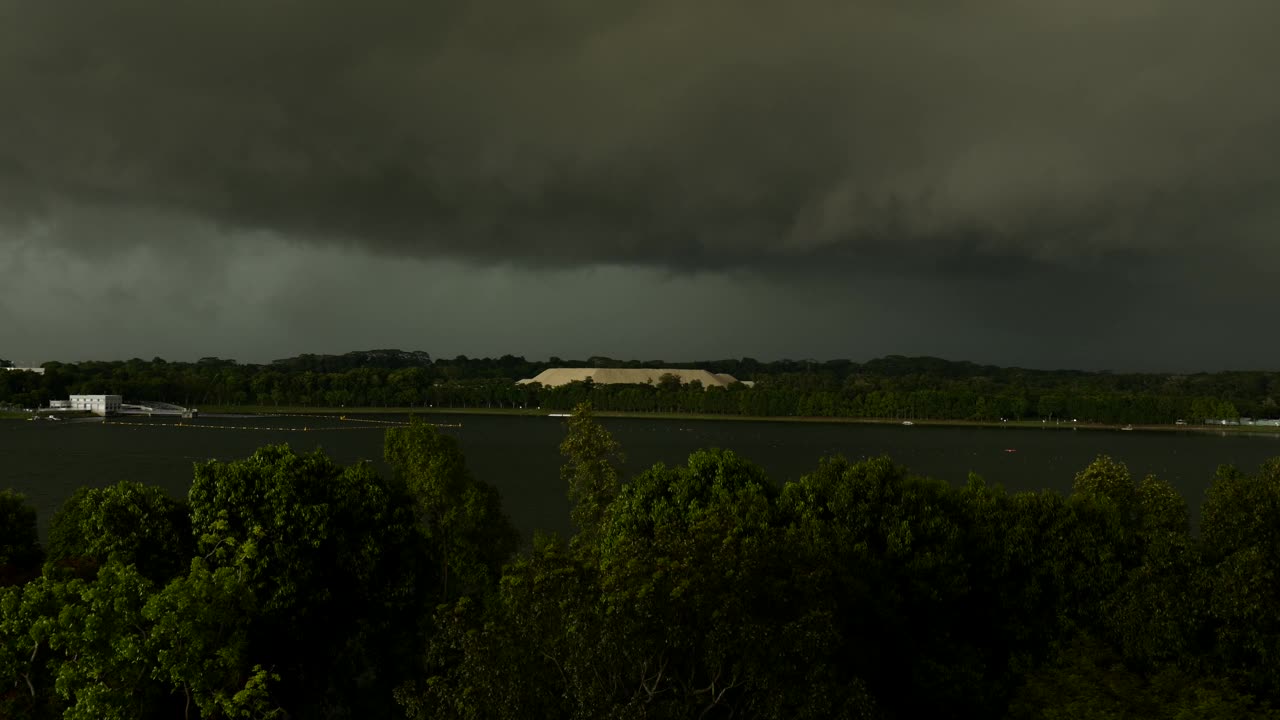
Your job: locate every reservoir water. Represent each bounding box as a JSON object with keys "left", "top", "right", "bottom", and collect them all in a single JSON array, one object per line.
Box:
[{"left": 3, "top": 413, "right": 1279, "bottom": 540}]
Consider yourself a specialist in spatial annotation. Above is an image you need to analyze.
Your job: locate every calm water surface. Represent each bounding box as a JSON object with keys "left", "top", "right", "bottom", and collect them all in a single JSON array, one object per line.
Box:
[{"left": 3, "top": 414, "right": 1279, "bottom": 540}]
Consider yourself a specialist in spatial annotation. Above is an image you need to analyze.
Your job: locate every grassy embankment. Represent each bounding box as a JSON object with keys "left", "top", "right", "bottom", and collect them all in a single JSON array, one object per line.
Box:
[
  {"left": 195, "top": 405, "right": 1280, "bottom": 435},
  {"left": 1, "top": 410, "right": 100, "bottom": 421}
]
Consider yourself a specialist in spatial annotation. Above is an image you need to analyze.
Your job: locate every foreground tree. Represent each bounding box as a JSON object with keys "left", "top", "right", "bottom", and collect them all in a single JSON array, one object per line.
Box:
[
  {"left": 385, "top": 418, "right": 519, "bottom": 602},
  {"left": 1010, "top": 634, "right": 1280, "bottom": 720},
  {"left": 778, "top": 456, "right": 998, "bottom": 718},
  {"left": 0, "top": 561, "right": 165, "bottom": 719},
  {"left": 14, "top": 419, "right": 1280, "bottom": 717},
  {"left": 0, "top": 552, "right": 283, "bottom": 719},
  {"left": 411, "top": 412, "right": 880, "bottom": 719},
  {"left": 190, "top": 444, "right": 430, "bottom": 717},
  {"left": 587, "top": 448, "right": 877, "bottom": 719},
  {"left": 0, "top": 490, "right": 42, "bottom": 586},
  {"left": 46, "top": 481, "right": 192, "bottom": 582},
  {"left": 2, "top": 443, "right": 439, "bottom": 718},
  {"left": 559, "top": 402, "right": 624, "bottom": 550},
  {"left": 1197, "top": 459, "right": 1280, "bottom": 697},
  {"left": 144, "top": 556, "right": 281, "bottom": 720}
]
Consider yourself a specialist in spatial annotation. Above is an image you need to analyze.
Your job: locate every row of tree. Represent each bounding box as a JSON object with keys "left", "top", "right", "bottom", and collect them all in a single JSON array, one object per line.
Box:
[
  {"left": 525, "top": 378, "right": 1245, "bottom": 424},
  {"left": 3, "top": 406, "right": 1280, "bottom": 717},
  {"left": 1, "top": 350, "right": 1274, "bottom": 424},
  {"left": 0, "top": 419, "right": 515, "bottom": 718}
]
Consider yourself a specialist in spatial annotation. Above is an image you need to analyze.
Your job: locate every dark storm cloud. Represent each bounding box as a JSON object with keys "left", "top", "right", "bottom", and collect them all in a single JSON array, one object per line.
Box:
[{"left": 2, "top": 0, "right": 1278, "bottom": 271}]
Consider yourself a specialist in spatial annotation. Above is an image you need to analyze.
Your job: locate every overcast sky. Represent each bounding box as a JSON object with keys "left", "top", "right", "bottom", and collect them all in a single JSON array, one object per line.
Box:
[{"left": 2, "top": 1, "right": 1277, "bottom": 371}]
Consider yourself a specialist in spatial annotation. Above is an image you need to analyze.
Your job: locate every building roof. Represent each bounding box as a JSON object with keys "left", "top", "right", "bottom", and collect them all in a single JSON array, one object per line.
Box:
[
  {"left": 517, "top": 368, "right": 739, "bottom": 388},
  {"left": 3, "top": 367, "right": 45, "bottom": 375}
]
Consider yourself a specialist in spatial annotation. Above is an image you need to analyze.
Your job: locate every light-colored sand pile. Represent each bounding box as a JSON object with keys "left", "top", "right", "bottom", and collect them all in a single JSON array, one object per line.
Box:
[{"left": 517, "top": 368, "right": 739, "bottom": 388}]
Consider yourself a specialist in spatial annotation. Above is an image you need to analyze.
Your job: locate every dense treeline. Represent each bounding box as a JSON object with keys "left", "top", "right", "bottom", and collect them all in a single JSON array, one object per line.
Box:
[
  {"left": 3, "top": 406, "right": 1280, "bottom": 717},
  {"left": 2, "top": 350, "right": 1276, "bottom": 424}
]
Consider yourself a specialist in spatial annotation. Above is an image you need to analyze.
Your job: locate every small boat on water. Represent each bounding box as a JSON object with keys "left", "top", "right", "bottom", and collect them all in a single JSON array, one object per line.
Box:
[
  {"left": 548, "top": 413, "right": 571, "bottom": 417},
  {"left": 902, "top": 421, "right": 914, "bottom": 426},
  {"left": 1004, "top": 448, "right": 1017, "bottom": 453}
]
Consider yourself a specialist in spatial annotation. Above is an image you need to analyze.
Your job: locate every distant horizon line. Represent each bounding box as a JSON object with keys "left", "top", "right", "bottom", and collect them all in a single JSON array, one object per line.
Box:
[{"left": 5, "top": 351, "right": 1277, "bottom": 377}]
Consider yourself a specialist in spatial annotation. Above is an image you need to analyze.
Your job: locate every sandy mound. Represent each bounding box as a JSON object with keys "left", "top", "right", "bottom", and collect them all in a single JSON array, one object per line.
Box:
[{"left": 517, "top": 368, "right": 739, "bottom": 388}]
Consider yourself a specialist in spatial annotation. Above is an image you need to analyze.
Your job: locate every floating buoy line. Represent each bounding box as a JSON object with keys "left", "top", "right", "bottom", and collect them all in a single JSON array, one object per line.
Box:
[
  {"left": 330, "top": 415, "right": 431, "bottom": 426},
  {"left": 277, "top": 413, "right": 462, "bottom": 427}
]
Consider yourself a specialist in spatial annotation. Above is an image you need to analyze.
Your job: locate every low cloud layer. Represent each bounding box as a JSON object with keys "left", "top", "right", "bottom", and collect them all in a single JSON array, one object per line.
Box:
[
  {"left": 3, "top": 1, "right": 1278, "bottom": 371},
  {"left": 1, "top": 225, "right": 1270, "bottom": 372},
  {"left": 4, "top": 0, "right": 1278, "bottom": 271}
]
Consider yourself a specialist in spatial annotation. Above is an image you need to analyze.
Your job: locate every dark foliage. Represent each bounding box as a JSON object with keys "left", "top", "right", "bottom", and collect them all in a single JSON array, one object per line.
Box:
[
  {"left": 2, "top": 409, "right": 1280, "bottom": 717},
  {"left": 1, "top": 352, "right": 1273, "bottom": 425},
  {"left": 0, "top": 490, "right": 42, "bottom": 586}
]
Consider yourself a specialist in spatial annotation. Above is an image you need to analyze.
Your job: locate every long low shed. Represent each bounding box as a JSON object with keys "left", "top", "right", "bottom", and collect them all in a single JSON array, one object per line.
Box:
[{"left": 517, "top": 368, "right": 742, "bottom": 388}]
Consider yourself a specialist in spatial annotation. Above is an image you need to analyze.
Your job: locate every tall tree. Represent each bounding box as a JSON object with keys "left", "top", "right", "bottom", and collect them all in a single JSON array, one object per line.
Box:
[
  {"left": 559, "top": 402, "right": 624, "bottom": 550},
  {"left": 1198, "top": 459, "right": 1280, "bottom": 696},
  {"left": 412, "top": 447, "right": 879, "bottom": 719},
  {"left": 778, "top": 456, "right": 988, "bottom": 718},
  {"left": 0, "top": 557, "right": 284, "bottom": 719},
  {"left": 46, "top": 482, "right": 192, "bottom": 583},
  {"left": 385, "top": 418, "right": 519, "bottom": 602},
  {"left": 144, "top": 556, "right": 282, "bottom": 720},
  {"left": 190, "top": 443, "right": 428, "bottom": 717},
  {"left": 589, "top": 449, "right": 878, "bottom": 719}
]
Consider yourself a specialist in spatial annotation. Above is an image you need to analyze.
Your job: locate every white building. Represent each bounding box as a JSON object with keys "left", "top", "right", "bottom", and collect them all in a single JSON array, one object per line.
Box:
[
  {"left": 3, "top": 367, "right": 45, "bottom": 375},
  {"left": 68, "top": 395, "right": 123, "bottom": 416}
]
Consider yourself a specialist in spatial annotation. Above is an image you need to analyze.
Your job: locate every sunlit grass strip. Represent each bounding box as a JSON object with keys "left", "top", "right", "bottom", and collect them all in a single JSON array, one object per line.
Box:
[{"left": 100, "top": 420, "right": 461, "bottom": 431}]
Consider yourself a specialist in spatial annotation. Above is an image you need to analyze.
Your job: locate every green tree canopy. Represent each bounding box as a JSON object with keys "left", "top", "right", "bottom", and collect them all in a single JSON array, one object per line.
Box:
[
  {"left": 385, "top": 418, "right": 519, "bottom": 602},
  {"left": 46, "top": 481, "right": 192, "bottom": 583},
  {"left": 1197, "top": 459, "right": 1280, "bottom": 696},
  {"left": 559, "top": 402, "right": 624, "bottom": 551},
  {"left": 0, "top": 490, "right": 42, "bottom": 587},
  {"left": 190, "top": 443, "right": 430, "bottom": 717}
]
